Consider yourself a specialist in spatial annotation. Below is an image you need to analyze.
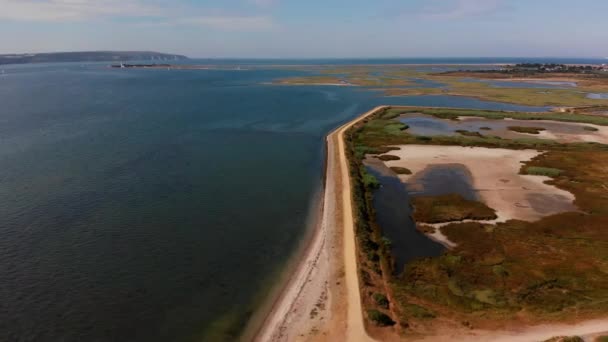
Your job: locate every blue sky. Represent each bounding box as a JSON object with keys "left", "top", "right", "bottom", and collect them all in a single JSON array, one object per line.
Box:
[{"left": 1, "top": 0, "right": 607, "bottom": 57}]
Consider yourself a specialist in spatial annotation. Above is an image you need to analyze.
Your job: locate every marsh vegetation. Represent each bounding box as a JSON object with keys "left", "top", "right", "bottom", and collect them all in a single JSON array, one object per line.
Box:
[{"left": 345, "top": 106, "right": 608, "bottom": 334}]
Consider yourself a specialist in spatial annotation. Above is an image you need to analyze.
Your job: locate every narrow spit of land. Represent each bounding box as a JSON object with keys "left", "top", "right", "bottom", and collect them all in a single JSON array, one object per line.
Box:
[{"left": 254, "top": 107, "right": 387, "bottom": 342}]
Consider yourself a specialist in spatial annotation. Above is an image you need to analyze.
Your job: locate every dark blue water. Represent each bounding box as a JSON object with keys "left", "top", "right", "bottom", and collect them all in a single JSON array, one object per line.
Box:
[
  {"left": 366, "top": 167, "right": 444, "bottom": 275},
  {"left": 408, "top": 165, "right": 478, "bottom": 200},
  {"left": 0, "top": 62, "right": 549, "bottom": 341}
]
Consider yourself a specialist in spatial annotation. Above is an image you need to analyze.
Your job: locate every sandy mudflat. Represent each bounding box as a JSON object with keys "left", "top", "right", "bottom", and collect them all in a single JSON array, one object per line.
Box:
[{"left": 382, "top": 145, "right": 577, "bottom": 222}]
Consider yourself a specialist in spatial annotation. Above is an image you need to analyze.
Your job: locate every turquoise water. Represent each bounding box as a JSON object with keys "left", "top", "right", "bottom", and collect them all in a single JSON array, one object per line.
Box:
[{"left": 0, "top": 62, "right": 548, "bottom": 341}]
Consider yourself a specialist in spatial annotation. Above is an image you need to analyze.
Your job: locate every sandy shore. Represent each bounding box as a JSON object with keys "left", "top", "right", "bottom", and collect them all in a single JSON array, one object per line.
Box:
[{"left": 254, "top": 107, "right": 386, "bottom": 342}]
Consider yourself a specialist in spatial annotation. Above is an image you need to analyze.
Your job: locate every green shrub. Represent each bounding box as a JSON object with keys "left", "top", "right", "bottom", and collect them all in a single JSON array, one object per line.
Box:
[
  {"left": 524, "top": 166, "right": 563, "bottom": 177},
  {"left": 362, "top": 170, "right": 380, "bottom": 189},
  {"left": 367, "top": 309, "right": 395, "bottom": 326},
  {"left": 373, "top": 293, "right": 390, "bottom": 308}
]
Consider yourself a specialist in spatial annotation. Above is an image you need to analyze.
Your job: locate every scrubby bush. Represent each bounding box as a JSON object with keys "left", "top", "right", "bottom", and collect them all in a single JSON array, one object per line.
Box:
[
  {"left": 367, "top": 309, "right": 395, "bottom": 326},
  {"left": 362, "top": 172, "right": 380, "bottom": 189},
  {"left": 524, "top": 166, "right": 563, "bottom": 177},
  {"left": 373, "top": 293, "right": 390, "bottom": 308}
]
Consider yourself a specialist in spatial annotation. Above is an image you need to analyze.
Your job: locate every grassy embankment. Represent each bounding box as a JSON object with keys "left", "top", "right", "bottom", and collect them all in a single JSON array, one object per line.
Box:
[{"left": 345, "top": 106, "right": 608, "bottom": 335}]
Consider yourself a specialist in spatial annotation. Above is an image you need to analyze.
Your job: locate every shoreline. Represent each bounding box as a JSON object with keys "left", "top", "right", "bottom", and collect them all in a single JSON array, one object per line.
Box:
[
  {"left": 241, "top": 184, "right": 325, "bottom": 342},
  {"left": 253, "top": 106, "right": 387, "bottom": 341}
]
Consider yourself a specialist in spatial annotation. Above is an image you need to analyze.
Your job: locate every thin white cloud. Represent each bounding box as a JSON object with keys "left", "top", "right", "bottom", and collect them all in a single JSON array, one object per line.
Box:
[
  {"left": 0, "top": 0, "right": 161, "bottom": 22},
  {"left": 421, "top": 0, "right": 505, "bottom": 19},
  {"left": 0, "top": 0, "right": 277, "bottom": 31},
  {"left": 177, "top": 16, "right": 276, "bottom": 31}
]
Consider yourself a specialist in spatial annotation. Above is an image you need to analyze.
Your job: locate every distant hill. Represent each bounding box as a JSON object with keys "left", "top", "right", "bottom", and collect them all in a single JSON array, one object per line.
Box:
[{"left": 0, "top": 51, "right": 188, "bottom": 65}]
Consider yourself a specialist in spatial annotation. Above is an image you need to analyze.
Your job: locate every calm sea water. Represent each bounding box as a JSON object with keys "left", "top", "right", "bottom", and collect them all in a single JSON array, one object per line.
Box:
[{"left": 0, "top": 61, "right": 548, "bottom": 341}]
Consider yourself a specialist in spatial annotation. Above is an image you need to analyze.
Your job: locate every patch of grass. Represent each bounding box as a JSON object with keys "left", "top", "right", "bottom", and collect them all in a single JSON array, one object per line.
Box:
[
  {"left": 373, "top": 293, "right": 390, "bottom": 309},
  {"left": 390, "top": 166, "right": 412, "bottom": 175},
  {"left": 524, "top": 166, "right": 563, "bottom": 177},
  {"left": 367, "top": 309, "right": 396, "bottom": 326},
  {"left": 595, "top": 336, "right": 608, "bottom": 342},
  {"left": 479, "top": 126, "right": 492, "bottom": 130},
  {"left": 362, "top": 173, "right": 380, "bottom": 189},
  {"left": 455, "top": 129, "right": 484, "bottom": 137},
  {"left": 383, "top": 122, "right": 409, "bottom": 135},
  {"left": 411, "top": 194, "right": 497, "bottom": 223},
  {"left": 544, "top": 337, "right": 585, "bottom": 342},
  {"left": 378, "top": 154, "right": 401, "bottom": 161},
  {"left": 402, "top": 303, "right": 437, "bottom": 319},
  {"left": 508, "top": 126, "right": 546, "bottom": 134}
]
